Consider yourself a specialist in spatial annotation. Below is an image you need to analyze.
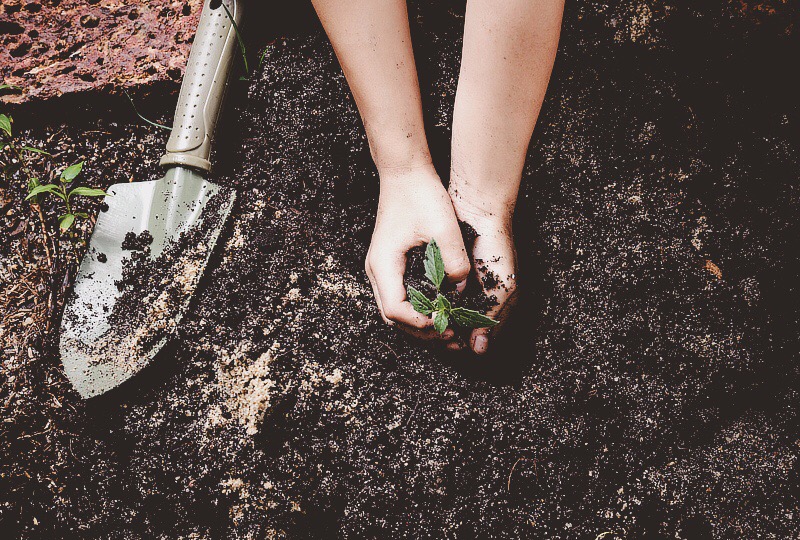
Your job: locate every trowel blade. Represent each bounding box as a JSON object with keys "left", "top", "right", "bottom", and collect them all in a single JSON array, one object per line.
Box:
[{"left": 59, "top": 167, "right": 235, "bottom": 398}]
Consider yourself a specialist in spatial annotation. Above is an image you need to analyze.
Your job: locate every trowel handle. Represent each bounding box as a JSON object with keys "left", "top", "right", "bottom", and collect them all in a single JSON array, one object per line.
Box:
[{"left": 160, "top": 0, "right": 243, "bottom": 172}]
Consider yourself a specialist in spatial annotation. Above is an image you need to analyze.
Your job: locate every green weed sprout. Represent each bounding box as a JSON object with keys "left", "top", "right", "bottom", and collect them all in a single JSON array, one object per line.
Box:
[
  {"left": 408, "top": 239, "right": 498, "bottom": 334},
  {"left": 2, "top": 86, "right": 106, "bottom": 233},
  {"left": 220, "top": 2, "right": 269, "bottom": 81},
  {"left": 25, "top": 161, "right": 107, "bottom": 231}
]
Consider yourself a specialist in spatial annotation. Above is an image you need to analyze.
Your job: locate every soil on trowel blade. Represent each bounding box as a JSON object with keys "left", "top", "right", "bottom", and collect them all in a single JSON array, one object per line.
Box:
[
  {"left": 120, "top": 230, "right": 154, "bottom": 253},
  {"left": 62, "top": 188, "right": 234, "bottom": 370}
]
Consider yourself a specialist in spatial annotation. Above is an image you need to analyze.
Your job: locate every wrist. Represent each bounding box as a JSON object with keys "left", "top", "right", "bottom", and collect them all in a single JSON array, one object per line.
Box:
[
  {"left": 448, "top": 182, "right": 515, "bottom": 229},
  {"left": 377, "top": 160, "right": 439, "bottom": 190},
  {"left": 367, "top": 125, "right": 433, "bottom": 173}
]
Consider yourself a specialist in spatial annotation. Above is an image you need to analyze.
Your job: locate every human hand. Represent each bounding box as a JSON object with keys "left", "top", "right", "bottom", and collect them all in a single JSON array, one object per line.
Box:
[
  {"left": 449, "top": 189, "right": 518, "bottom": 355},
  {"left": 366, "top": 163, "right": 471, "bottom": 342}
]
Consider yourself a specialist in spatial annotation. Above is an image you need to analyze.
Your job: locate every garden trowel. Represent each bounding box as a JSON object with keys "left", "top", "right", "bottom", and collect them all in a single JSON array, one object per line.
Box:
[{"left": 60, "top": 0, "right": 243, "bottom": 398}]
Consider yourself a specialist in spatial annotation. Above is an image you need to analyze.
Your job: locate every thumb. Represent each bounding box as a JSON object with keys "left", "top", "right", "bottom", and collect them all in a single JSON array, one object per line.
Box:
[{"left": 435, "top": 227, "right": 471, "bottom": 288}]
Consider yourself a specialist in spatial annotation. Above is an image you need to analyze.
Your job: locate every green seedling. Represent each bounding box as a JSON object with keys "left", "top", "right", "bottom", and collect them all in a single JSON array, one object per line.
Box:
[
  {"left": 25, "top": 161, "right": 107, "bottom": 232},
  {"left": 1, "top": 104, "right": 48, "bottom": 210},
  {"left": 408, "top": 239, "right": 499, "bottom": 334},
  {"left": 1, "top": 91, "right": 108, "bottom": 233},
  {"left": 124, "top": 90, "right": 171, "bottom": 131},
  {"left": 220, "top": 2, "right": 269, "bottom": 81},
  {"left": 1, "top": 111, "right": 52, "bottom": 194},
  {"left": 220, "top": 3, "right": 248, "bottom": 78}
]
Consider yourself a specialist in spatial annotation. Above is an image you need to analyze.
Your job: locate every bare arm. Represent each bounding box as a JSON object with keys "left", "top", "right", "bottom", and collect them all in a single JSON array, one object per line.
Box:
[
  {"left": 450, "top": 0, "right": 565, "bottom": 353},
  {"left": 312, "top": 0, "right": 470, "bottom": 341}
]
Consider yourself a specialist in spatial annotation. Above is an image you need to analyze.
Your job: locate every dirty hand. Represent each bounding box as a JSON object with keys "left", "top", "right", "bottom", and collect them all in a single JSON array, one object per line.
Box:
[
  {"left": 449, "top": 189, "right": 518, "bottom": 355},
  {"left": 366, "top": 163, "right": 470, "bottom": 342}
]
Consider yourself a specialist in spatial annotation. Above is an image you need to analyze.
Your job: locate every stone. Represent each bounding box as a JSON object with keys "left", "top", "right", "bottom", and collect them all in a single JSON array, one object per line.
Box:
[{"left": 0, "top": 0, "right": 203, "bottom": 104}]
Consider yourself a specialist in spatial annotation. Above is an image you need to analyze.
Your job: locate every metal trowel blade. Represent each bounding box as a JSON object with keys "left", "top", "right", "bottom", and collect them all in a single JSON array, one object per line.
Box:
[{"left": 60, "top": 167, "right": 235, "bottom": 398}]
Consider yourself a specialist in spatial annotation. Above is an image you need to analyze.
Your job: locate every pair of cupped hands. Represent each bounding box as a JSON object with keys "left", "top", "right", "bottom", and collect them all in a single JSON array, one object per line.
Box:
[{"left": 365, "top": 162, "right": 517, "bottom": 355}]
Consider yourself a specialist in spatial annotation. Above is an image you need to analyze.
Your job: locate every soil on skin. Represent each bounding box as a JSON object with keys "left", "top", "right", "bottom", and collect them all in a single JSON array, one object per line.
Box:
[
  {"left": 404, "top": 221, "right": 500, "bottom": 327},
  {"left": 1, "top": 1, "right": 799, "bottom": 539}
]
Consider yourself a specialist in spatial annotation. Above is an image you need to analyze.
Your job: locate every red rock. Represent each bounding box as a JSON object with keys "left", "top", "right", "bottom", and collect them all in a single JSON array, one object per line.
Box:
[{"left": 0, "top": 0, "right": 203, "bottom": 104}]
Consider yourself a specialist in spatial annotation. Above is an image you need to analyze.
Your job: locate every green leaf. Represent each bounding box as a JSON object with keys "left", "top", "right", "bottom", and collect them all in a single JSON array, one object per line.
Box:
[
  {"left": 0, "top": 114, "right": 11, "bottom": 137},
  {"left": 451, "top": 308, "right": 499, "bottom": 329},
  {"left": 60, "top": 161, "right": 83, "bottom": 182},
  {"left": 221, "top": 2, "right": 249, "bottom": 75},
  {"left": 74, "top": 212, "right": 89, "bottom": 219},
  {"left": 257, "top": 48, "right": 270, "bottom": 72},
  {"left": 408, "top": 286, "right": 435, "bottom": 315},
  {"left": 26, "top": 178, "right": 40, "bottom": 202},
  {"left": 433, "top": 310, "right": 449, "bottom": 335},
  {"left": 434, "top": 294, "right": 452, "bottom": 314},
  {"left": 68, "top": 187, "right": 107, "bottom": 199},
  {"left": 25, "top": 183, "right": 60, "bottom": 201},
  {"left": 424, "top": 239, "right": 445, "bottom": 290},
  {"left": 0, "top": 83, "right": 21, "bottom": 92},
  {"left": 58, "top": 213, "right": 76, "bottom": 231},
  {"left": 124, "top": 91, "right": 172, "bottom": 131},
  {"left": 21, "top": 146, "right": 51, "bottom": 156}
]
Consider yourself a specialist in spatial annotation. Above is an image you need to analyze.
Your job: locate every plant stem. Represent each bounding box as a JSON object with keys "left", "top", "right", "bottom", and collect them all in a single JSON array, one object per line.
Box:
[
  {"left": 221, "top": 3, "right": 249, "bottom": 76},
  {"left": 4, "top": 134, "right": 59, "bottom": 332},
  {"left": 124, "top": 91, "right": 172, "bottom": 131},
  {"left": 35, "top": 204, "right": 56, "bottom": 333},
  {"left": 61, "top": 184, "right": 72, "bottom": 215},
  {"left": 10, "top": 139, "right": 35, "bottom": 182}
]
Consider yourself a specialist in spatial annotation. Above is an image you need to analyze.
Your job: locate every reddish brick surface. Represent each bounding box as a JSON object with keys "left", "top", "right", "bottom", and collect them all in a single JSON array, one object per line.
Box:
[{"left": 0, "top": 0, "right": 203, "bottom": 104}]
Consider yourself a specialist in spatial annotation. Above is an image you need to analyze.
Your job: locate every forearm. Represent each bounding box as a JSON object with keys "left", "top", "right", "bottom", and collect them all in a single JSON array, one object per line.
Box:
[
  {"left": 451, "top": 0, "right": 565, "bottom": 219},
  {"left": 311, "top": 0, "right": 432, "bottom": 170}
]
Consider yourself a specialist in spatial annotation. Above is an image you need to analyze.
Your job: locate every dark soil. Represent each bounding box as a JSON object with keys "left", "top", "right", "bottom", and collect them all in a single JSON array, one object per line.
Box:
[
  {"left": 120, "top": 230, "right": 154, "bottom": 253},
  {"left": 1, "top": 1, "right": 798, "bottom": 539},
  {"left": 65, "top": 186, "right": 236, "bottom": 371}
]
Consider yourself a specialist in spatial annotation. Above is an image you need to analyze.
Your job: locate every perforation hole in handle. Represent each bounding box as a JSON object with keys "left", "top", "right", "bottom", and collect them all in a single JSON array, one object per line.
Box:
[{"left": 169, "top": 0, "right": 236, "bottom": 150}]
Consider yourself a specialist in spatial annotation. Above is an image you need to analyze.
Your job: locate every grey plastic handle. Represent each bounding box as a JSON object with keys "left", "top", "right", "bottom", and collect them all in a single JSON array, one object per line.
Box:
[{"left": 160, "top": 0, "right": 243, "bottom": 172}]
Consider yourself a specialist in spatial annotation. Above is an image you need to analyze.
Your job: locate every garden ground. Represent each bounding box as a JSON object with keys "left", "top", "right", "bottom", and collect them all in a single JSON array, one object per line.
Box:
[{"left": 1, "top": 1, "right": 798, "bottom": 538}]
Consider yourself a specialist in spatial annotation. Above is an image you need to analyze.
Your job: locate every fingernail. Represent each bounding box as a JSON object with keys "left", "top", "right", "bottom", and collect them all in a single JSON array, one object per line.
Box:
[
  {"left": 474, "top": 335, "right": 489, "bottom": 355},
  {"left": 456, "top": 280, "right": 467, "bottom": 293}
]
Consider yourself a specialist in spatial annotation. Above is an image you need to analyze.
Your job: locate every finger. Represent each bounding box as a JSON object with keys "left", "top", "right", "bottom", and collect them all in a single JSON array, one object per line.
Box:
[
  {"left": 369, "top": 248, "right": 432, "bottom": 329},
  {"left": 470, "top": 260, "right": 518, "bottom": 355},
  {"left": 470, "top": 286, "right": 518, "bottom": 354},
  {"left": 365, "top": 255, "right": 391, "bottom": 325},
  {"left": 436, "top": 227, "right": 471, "bottom": 288},
  {"left": 397, "top": 324, "right": 456, "bottom": 342}
]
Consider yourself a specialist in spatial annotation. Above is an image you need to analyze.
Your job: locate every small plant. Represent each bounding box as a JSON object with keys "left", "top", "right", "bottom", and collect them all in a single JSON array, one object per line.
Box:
[
  {"left": 1, "top": 91, "right": 108, "bottom": 233},
  {"left": 124, "top": 90, "right": 171, "bottom": 131},
  {"left": 25, "top": 161, "right": 107, "bottom": 231},
  {"left": 0, "top": 83, "right": 21, "bottom": 94},
  {"left": 220, "top": 2, "right": 249, "bottom": 79},
  {"left": 0, "top": 110, "right": 53, "bottom": 199},
  {"left": 408, "top": 239, "right": 499, "bottom": 334},
  {"left": 220, "top": 2, "right": 269, "bottom": 81}
]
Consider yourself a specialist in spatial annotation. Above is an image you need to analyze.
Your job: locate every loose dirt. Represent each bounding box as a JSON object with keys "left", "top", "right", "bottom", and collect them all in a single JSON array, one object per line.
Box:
[{"left": 1, "top": 1, "right": 798, "bottom": 538}]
